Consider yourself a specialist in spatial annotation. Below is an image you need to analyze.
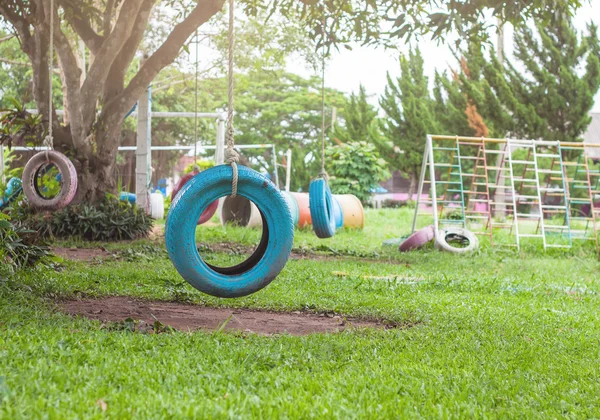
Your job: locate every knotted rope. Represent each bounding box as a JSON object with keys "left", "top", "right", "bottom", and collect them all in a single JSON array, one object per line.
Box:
[
  {"left": 44, "top": 0, "right": 55, "bottom": 161},
  {"left": 319, "top": 37, "right": 327, "bottom": 181},
  {"left": 225, "top": 0, "right": 240, "bottom": 197}
]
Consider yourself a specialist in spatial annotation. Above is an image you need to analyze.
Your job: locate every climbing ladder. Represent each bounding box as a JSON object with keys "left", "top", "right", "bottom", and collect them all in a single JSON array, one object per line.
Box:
[
  {"left": 534, "top": 142, "right": 571, "bottom": 248},
  {"left": 412, "top": 135, "right": 600, "bottom": 252},
  {"left": 413, "top": 136, "right": 467, "bottom": 235},
  {"left": 461, "top": 140, "right": 495, "bottom": 242},
  {"left": 560, "top": 145, "right": 599, "bottom": 249}
]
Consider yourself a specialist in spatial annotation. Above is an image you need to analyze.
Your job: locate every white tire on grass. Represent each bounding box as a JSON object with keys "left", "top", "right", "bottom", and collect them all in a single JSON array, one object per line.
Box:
[{"left": 434, "top": 227, "right": 479, "bottom": 253}]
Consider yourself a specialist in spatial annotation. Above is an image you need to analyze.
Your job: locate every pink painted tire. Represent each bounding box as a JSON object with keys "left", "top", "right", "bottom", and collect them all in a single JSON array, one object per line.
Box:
[
  {"left": 172, "top": 173, "right": 218, "bottom": 225},
  {"left": 22, "top": 150, "right": 77, "bottom": 211},
  {"left": 399, "top": 225, "right": 435, "bottom": 252}
]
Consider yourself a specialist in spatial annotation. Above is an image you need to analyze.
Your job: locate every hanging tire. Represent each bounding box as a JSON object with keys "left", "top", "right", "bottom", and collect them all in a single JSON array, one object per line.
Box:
[
  {"left": 165, "top": 165, "right": 294, "bottom": 298},
  {"left": 434, "top": 227, "right": 479, "bottom": 253},
  {"left": 309, "top": 178, "right": 336, "bottom": 238},
  {"left": 171, "top": 173, "right": 218, "bottom": 225},
  {"left": 22, "top": 150, "right": 77, "bottom": 211},
  {"left": 399, "top": 225, "right": 435, "bottom": 252}
]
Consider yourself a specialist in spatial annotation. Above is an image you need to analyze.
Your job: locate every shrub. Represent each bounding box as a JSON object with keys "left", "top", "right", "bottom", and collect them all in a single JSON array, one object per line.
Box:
[
  {"left": 10, "top": 197, "right": 153, "bottom": 241},
  {"left": 326, "top": 141, "right": 390, "bottom": 204},
  {"left": 184, "top": 159, "right": 214, "bottom": 174},
  {"left": 0, "top": 213, "right": 49, "bottom": 272}
]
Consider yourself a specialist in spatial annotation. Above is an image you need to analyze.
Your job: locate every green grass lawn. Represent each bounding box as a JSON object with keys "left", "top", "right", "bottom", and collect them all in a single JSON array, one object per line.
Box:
[{"left": 1, "top": 208, "right": 600, "bottom": 418}]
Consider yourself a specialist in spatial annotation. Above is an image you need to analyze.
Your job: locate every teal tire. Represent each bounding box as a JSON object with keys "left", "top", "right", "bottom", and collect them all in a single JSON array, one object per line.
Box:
[
  {"left": 309, "top": 178, "right": 336, "bottom": 238},
  {"left": 165, "top": 165, "right": 294, "bottom": 298}
]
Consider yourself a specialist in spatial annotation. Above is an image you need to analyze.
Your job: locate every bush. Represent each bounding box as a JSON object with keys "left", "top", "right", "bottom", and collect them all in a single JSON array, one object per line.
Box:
[
  {"left": 326, "top": 141, "right": 390, "bottom": 204},
  {"left": 0, "top": 213, "right": 49, "bottom": 272},
  {"left": 10, "top": 197, "right": 153, "bottom": 241}
]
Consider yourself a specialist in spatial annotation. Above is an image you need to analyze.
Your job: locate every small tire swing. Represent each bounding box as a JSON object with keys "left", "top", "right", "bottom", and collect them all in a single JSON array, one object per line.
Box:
[
  {"left": 22, "top": 150, "right": 77, "bottom": 210},
  {"left": 309, "top": 178, "right": 337, "bottom": 238},
  {"left": 309, "top": 29, "right": 341, "bottom": 239},
  {"left": 165, "top": 0, "right": 294, "bottom": 298},
  {"left": 22, "top": 0, "right": 77, "bottom": 211}
]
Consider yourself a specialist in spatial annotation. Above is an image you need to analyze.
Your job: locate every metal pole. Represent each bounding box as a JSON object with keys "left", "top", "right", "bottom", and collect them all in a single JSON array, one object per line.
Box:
[
  {"left": 427, "top": 135, "right": 440, "bottom": 238},
  {"left": 272, "top": 144, "right": 279, "bottom": 188},
  {"left": 215, "top": 118, "right": 225, "bottom": 165},
  {"left": 136, "top": 84, "right": 152, "bottom": 213},
  {"left": 411, "top": 139, "right": 430, "bottom": 234},
  {"left": 285, "top": 149, "right": 292, "bottom": 192}
]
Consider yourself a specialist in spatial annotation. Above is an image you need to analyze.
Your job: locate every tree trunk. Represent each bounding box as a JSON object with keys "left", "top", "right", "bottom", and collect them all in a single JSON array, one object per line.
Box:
[{"left": 408, "top": 172, "right": 417, "bottom": 198}]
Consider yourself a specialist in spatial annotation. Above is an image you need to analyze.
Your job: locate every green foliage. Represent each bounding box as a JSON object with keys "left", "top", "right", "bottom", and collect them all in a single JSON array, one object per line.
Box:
[
  {"left": 184, "top": 159, "right": 214, "bottom": 174},
  {"left": 232, "top": 70, "right": 347, "bottom": 191},
  {"left": 442, "top": 17, "right": 600, "bottom": 144},
  {"left": 333, "top": 85, "right": 382, "bottom": 145},
  {"left": 326, "top": 141, "right": 389, "bottom": 203},
  {"left": 0, "top": 98, "right": 44, "bottom": 148},
  {"left": 0, "top": 148, "right": 22, "bottom": 199},
  {"left": 379, "top": 48, "right": 439, "bottom": 194},
  {"left": 0, "top": 213, "right": 49, "bottom": 272},
  {"left": 11, "top": 198, "right": 153, "bottom": 242}
]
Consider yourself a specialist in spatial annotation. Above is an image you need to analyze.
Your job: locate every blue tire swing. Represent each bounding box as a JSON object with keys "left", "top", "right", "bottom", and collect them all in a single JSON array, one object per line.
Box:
[
  {"left": 309, "top": 39, "right": 343, "bottom": 239},
  {"left": 165, "top": 0, "right": 294, "bottom": 298}
]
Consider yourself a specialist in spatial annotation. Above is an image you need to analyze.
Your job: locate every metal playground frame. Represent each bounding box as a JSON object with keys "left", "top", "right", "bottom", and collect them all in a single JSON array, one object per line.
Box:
[{"left": 412, "top": 135, "right": 600, "bottom": 252}]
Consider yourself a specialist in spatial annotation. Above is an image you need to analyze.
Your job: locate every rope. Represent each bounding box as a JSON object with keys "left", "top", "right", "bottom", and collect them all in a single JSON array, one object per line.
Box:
[
  {"left": 318, "top": 19, "right": 328, "bottom": 180},
  {"left": 44, "top": 0, "right": 55, "bottom": 160},
  {"left": 225, "top": 0, "right": 239, "bottom": 197},
  {"left": 319, "top": 39, "right": 327, "bottom": 180},
  {"left": 193, "top": 30, "right": 200, "bottom": 174}
]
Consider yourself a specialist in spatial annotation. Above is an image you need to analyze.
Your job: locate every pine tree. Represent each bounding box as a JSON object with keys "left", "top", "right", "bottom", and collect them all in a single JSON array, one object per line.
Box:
[
  {"left": 379, "top": 48, "right": 439, "bottom": 195},
  {"left": 333, "top": 84, "right": 381, "bottom": 145},
  {"left": 434, "top": 41, "right": 512, "bottom": 138},
  {"left": 445, "top": 18, "right": 600, "bottom": 143},
  {"left": 498, "top": 19, "right": 600, "bottom": 142}
]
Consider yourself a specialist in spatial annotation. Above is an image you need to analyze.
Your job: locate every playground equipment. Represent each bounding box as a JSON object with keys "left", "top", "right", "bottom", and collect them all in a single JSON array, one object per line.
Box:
[
  {"left": 21, "top": 1, "right": 78, "bottom": 211},
  {"left": 399, "top": 225, "right": 435, "bottom": 252},
  {"left": 434, "top": 227, "right": 479, "bottom": 253},
  {"left": 165, "top": 0, "right": 294, "bottom": 298},
  {"left": 172, "top": 173, "right": 218, "bottom": 224},
  {"left": 22, "top": 150, "right": 77, "bottom": 211},
  {"left": 333, "top": 194, "right": 364, "bottom": 228},
  {"left": 281, "top": 191, "right": 300, "bottom": 227},
  {"left": 309, "top": 178, "right": 338, "bottom": 238},
  {"left": 413, "top": 134, "right": 600, "bottom": 252},
  {"left": 291, "top": 192, "right": 312, "bottom": 227},
  {"left": 0, "top": 177, "right": 22, "bottom": 210},
  {"left": 308, "top": 24, "right": 338, "bottom": 239},
  {"left": 220, "top": 195, "right": 262, "bottom": 228}
]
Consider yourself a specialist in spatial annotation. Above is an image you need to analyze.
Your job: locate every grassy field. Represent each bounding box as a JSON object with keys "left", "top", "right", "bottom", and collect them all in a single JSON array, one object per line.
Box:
[{"left": 1, "top": 208, "right": 600, "bottom": 418}]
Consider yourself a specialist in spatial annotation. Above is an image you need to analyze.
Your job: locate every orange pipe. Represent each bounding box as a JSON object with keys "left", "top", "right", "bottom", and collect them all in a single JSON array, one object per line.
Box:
[{"left": 290, "top": 192, "right": 312, "bottom": 227}]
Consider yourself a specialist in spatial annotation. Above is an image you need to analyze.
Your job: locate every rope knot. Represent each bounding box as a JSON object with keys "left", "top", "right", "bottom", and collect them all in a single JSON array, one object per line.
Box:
[
  {"left": 318, "top": 171, "right": 329, "bottom": 182},
  {"left": 224, "top": 147, "right": 239, "bottom": 165}
]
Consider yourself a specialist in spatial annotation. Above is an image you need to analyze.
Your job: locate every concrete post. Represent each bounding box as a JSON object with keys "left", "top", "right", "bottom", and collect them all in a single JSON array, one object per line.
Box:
[
  {"left": 285, "top": 149, "right": 292, "bottom": 192},
  {"left": 136, "top": 85, "right": 152, "bottom": 213}
]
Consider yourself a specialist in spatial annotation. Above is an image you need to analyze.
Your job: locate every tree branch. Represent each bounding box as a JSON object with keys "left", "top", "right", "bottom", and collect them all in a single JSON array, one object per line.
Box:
[
  {"left": 80, "top": 0, "right": 145, "bottom": 128},
  {"left": 102, "top": 0, "right": 154, "bottom": 106},
  {"left": 0, "top": 57, "right": 61, "bottom": 74},
  {"left": 103, "top": 0, "right": 116, "bottom": 35},
  {"left": 58, "top": 0, "right": 103, "bottom": 53},
  {"left": 0, "top": 2, "right": 34, "bottom": 54},
  {"left": 102, "top": 0, "right": 225, "bottom": 126}
]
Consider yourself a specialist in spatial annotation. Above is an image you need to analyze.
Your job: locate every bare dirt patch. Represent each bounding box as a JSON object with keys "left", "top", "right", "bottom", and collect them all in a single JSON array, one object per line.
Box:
[
  {"left": 59, "top": 297, "right": 402, "bottom": 335},
  {"left": 52, "top": 247, "right": 114, "bottom": 262}
]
